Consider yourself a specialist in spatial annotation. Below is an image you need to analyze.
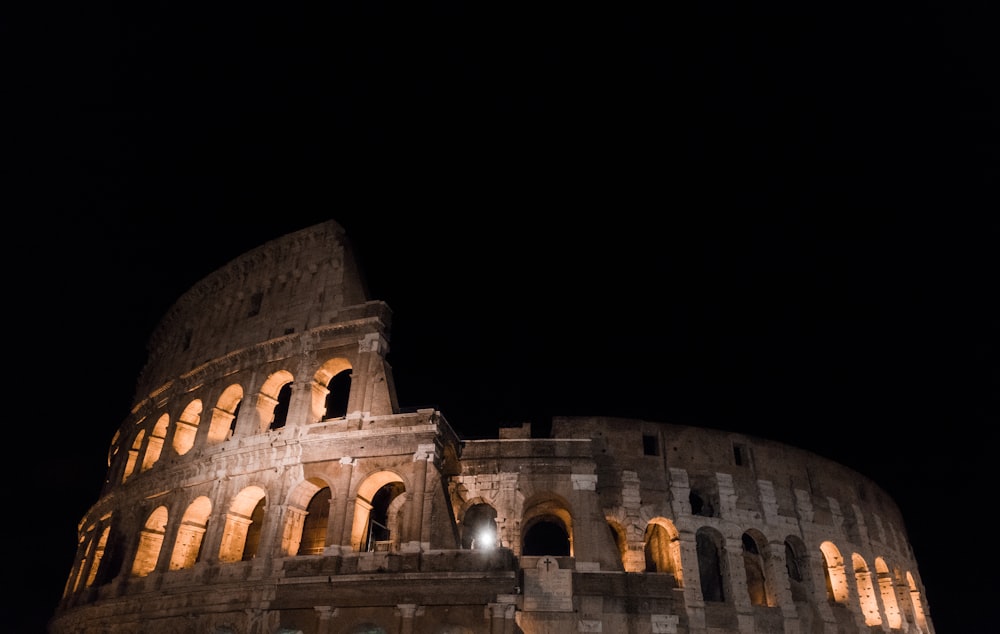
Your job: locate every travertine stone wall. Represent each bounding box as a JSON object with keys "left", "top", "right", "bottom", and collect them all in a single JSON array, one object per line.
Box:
[{"left": 51, "top": 221, "right": 934, "bottom": 634}]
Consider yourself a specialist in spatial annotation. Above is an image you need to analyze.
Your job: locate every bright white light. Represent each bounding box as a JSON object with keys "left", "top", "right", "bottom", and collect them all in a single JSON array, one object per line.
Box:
[{"left": 475, "top": 527, "right": 495, "bottom": 550}]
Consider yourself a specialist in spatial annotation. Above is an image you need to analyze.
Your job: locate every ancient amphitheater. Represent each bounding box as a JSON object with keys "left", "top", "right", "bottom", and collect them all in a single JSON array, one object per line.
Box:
[{"left": 51, "top": 220, "right": 934, "bottom": 634}]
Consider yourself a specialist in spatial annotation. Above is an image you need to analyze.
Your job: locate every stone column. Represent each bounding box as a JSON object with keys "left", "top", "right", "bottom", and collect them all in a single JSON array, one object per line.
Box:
[
  {"left": 309, "top": 378, "right": 331, "bottom": 422},
  {"left": 350, "top": 498, "right": 373, "bottom": 552},
  {"left": 486, "top": 600, "right": 516, "bottom": 634},
  {"left": 314, "top": 606, "right": 337, "bottom": 634},
  {"left": 396, "top": 603, "right": 422, "bottom": 634},
  {"left": 354, "top": 333, "right": 383, "bottom": 415},
  {"left": 251, "top": 503, "right": 285, "bottom": 574},
  {"left": 766, "top": 538, "right": 801, "bottom": 634},
  {"left": 281, "top": 507, "right": 308, "bottom": 556},
  {"left": 286, "top": 379, "right": 314, "bottom": 426},
  {"left": 676, "top": 529, "right": 706, "bottom": 633},
  {"left": 725, "top": 534, "right": 754, "bottom": 631},
  {"left": 328, "top": 457, "right": 356, "bottom": 553},
  {"left": 402, "top": 444, "right": 434, "bottom": 552}
]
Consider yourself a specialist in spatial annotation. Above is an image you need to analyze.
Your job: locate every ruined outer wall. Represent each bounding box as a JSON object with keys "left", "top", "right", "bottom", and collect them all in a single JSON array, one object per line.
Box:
[
  {"left": 51, "top": 220, "right": 934, "bottom": 634},
  {"left": 136, "top": 219, "right": 372, "bottom": 398},
  {"left": 552, "top": 416, "right": 913, "bottom": 560}
]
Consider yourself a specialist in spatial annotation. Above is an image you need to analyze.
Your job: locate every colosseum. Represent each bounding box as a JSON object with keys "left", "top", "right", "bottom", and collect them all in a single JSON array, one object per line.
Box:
[{"left": 51, "top": 219, "right": 934, "bottom": 634}]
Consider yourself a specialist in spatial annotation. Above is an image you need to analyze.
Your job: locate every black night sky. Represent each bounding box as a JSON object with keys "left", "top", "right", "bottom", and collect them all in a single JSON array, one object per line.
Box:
[{"left": 16, "top": 2, "right": 996, "bottom": 632}]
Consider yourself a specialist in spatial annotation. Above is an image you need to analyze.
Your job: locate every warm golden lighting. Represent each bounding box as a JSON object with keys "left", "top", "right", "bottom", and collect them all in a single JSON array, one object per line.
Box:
[
  {"left": 852, "top": 553, "right": 882, "bottom": 627},
  {"left": 820, "top": 541, "right": 850, "bottom": 603}
]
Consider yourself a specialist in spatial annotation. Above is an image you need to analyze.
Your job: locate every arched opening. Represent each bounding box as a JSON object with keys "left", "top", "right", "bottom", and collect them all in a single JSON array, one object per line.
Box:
[
  {"left": 141, "top": 414, "right": 169, "bottom": 471},
  {"left": 366, "top": 482, "right": 404, "bottom": 551},
  {"left": 522, "top": 519, "right": 570, "bottom": 556},
  {"left": 350, "top": 471, "right": 407, "bottom": 552},
  {"left": 820, "top": 541, "right": 850, "bottom": 604},
  {"left": 696, "top": 527, "right": 726, "bottom": 602},
  {"left": 521, "top": 494, "right": 573, "bottom": 557},
  {"left": 312, "top": 358, "right": 353, "bottom": 422},
  {"left": 853, "top": 553, "right": 882, "bottom": 627},
  {"left": 785, "top": 536, "right": 810, "bottom": 602},
  {"left": 208, "top": 384, "right": 244, "bottom": 443},
  {"left": 123, "top": 430, "right": 145, "bottom": 482},
  {"left": 173, "top": 399, "right": 202, "bottom": 455},
  {"left": 875, "top": 557, "right": 902, "bottom": 629},
  {"left": 270, "top": 383, "right": 292, "bottom": 430},
  {"left": 218, "top": 486, "right": 267, "bottom": 563},
  {"left": 643, "top": 518, "right": 682, "bottom": 586},
  {"left": 462, "top": 503, "right": 498, "bottom": 550},
  {"left": 282, "top": 479, "right": 334, "bottom": 556},
  {"left": 299, "top": 486, "right": 332, "bottom": 555},
  {"left": 742, "top": 531, "right": 769, "bottom": 606},
  {"left": 242, "top": 497, "right": 266, "bottom": 560},
  {"left": 256, "top": 370, "right": 294, "bottom": 433},
  {"left": 906, "top": 571, "right": 929, "bottom": 632},
  {"left": 131, "top": 506, "right": 168, "bottom": 577},
  {"left": 324, "top": 369, "right": 352, "bottom": 419},
  {"left": 169, "top": 496, "right": 212, "bottom": 570}
]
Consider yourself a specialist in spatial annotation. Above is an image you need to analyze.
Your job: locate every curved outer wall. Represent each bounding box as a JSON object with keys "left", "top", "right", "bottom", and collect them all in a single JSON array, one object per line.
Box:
[{"left": 51, "top": 220, "right": 934, "bottom": 634}]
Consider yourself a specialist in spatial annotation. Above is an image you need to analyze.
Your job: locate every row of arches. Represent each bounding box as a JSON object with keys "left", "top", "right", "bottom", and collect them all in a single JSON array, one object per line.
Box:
[
  {"left": 114, "top": 361, "right": 353, "bottom": 484},
  {"left": 604, "top": 517, "right": 928, "bottom": 632},
  {"left": 68, "top": 468, "right": 408, "bottom": 596},
  {"left": 68, "top": 470, "right": 581, "bottom": 601},
  {"left": 68, "top": 470, "right": 930, "bottom": 634},
  {"left": 460, "top": 494, "right": 930, "bottom": 632}
]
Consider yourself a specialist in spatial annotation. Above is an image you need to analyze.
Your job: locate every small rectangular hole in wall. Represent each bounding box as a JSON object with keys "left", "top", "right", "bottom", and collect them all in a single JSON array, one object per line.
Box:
[
  {"left": 643, "top": 434, "right": 659, "bottom": 456},
  {"left": 247, "top": 292, "right": 263, "bottom": 317},
  {"left": 733, "top": 443, "right": 745, "bottom": 466}
]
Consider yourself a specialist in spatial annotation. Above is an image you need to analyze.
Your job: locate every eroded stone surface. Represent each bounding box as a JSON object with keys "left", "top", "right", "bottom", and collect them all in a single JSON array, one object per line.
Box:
[{"left": 51, "top": 221, "right": 934, "bottom": 634}]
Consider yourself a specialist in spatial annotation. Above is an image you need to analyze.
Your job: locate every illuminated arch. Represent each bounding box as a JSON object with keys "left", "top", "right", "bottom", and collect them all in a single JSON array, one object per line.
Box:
[
  {"left": 852, "top": 553, "right": 882, "bottom": 626},
  {"left": 131, "top": 506, "right": 168, "bottom": 577},
  {"left": 521, "top": 493, "right": 573, "bottom": 556},
  {"left": 169, "top": 496, "right": 212, "bottom": 570},
  {"left": 218, "top": 486, "right": 267, "bottom": 562},
  {"left": 906, "top": 571, "right": 929, "bottom": 632},
  {"left": 644, "top": 517, "right": 683, "bottom": 587},
  {"left": 311, "top": 357, "right": 353, "bottom": 422},
  {"left": 141, "top": 414, "right": 169, "bottom": 471},
  {"left": 83, "top": 526, "right": 110, "bottom": 589},
  {"left": 742, "top": 529, "right": 775, "bottom": 606},
  {"left": 173, "top": 399, "right": 203, "bottom": 455},
  {"left": 207, "top": 384, "right": 244, "bottom": 443},
  {"left": 122, "top": 429, "right": 145, "bottom": 482},
  {"left": 875, "top": 557, "right": 902, "bottom": 629},
  {"left": 350, "top": 471, "right": 406, "bottom": 552},
  {"left": 819, "top": 541, "right": 850, "bottom": 604},
  {"left": 282, "top": 478, "right": 334, "bottom": 556},
  {"left": 256, "top": 370, "right": 294, "bottom": 432}
]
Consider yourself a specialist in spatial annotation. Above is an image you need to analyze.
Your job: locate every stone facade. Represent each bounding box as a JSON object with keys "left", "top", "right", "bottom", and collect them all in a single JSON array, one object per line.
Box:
[{"left": 51, "top": 220, "right": 934, "bottom": 634}]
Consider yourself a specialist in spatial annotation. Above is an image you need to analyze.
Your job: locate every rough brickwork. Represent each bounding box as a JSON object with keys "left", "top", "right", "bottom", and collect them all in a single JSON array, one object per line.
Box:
[{"left": 50, "top": 220, "right": 934, "bottom": 634}]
